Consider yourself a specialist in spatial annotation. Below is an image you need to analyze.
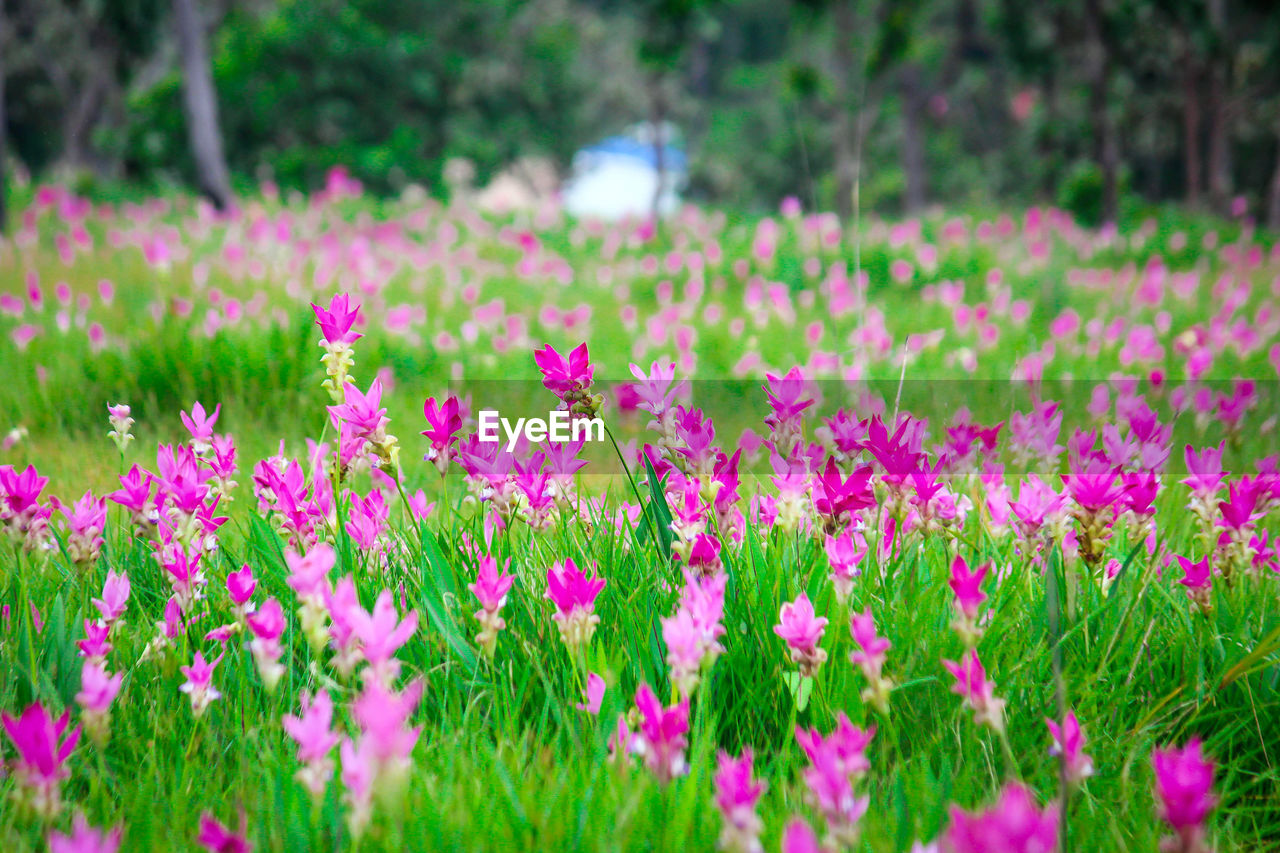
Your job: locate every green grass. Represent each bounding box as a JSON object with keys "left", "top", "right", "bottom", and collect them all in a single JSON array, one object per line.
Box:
[{"left": 1, "top": 188, "right": 1279, "bottom": 850}]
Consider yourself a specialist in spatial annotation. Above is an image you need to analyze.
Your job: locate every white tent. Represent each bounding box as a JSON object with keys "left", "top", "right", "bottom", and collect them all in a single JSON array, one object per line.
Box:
[{"left": 562, "top": 124, "right": 687, "bottom": 220}]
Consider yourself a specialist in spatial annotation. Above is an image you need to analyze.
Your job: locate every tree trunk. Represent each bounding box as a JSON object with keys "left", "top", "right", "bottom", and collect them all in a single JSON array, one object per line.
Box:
[
  {"left": 1268, "top": 121, "right": 1280, "bottom": 230},
  {"left": 900, "top": 64, "right": 927, "bottom": 213},
  {"left": 173, "top": 0, "right": 233, "bottom": 209},
  {"left": 1205, "top": 62, "right": 1231, "bottom": 213},
  {"left": 1182, "top": 48, "right": 1201, "bottom": 207},
  {"left": 832, "top": 0, "right": 857, "bottom": 223},
  {"left": 1205, "top": 0, "right": 1231, "bottom": 214},
  {"left": 1084, "top": 0, "right": 1119, "bottom": 224}
]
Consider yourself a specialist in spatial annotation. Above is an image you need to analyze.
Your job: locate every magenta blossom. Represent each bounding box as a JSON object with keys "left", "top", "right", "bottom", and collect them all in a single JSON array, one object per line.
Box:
[
  {"left": 179, "top": 650, "right": 224, "bottom": 718},
  {"left": 350, "top": 589, "right": 418, "bottom": 686},
  {"left": 576, "top": 672, "right": 606, "bottom": 714},
  {"left": 848, "top": 608, "right": 893, "bottom": 713},
  {"left": 534, "top": 342, "right": 594, "bottom": 401},
  {"left": 283, "top": 689, "right": 340, "bottom": 798},
  {"left": 941, "top": 783, "right": 1059, "bottom": 853},
  {"left": 180, "top": 402, "right": 221, "bottom": 453},
  {"left": 196, "top": 811, "right": 252, "bottom": 853},
  {"left": 77, "top": 661, "right": 123, "bottom": 745},
  {"left": 714, "top": 748, "right": 766, "bottom": 853},
  {"left": 632, "top": 682, "right": 689, "bottom": 784},
  {"left": 1152, "top": 738, "right": 1215, "bottom": 852},
  {"left": 824, "top": 529, "right": 868, "bottom": 603},
  {"left": 545, "top": 558, "right": 606, "bottom": 651},
  {"left": 942, "top": 648, "right": 1005, "bottom": 733},
  {"left": 1, "top": 702, "right": 81, "bottom": 817},
  {"left": 48, "top": 814, "right": 123, "bottom": 853},
  {"left": 1046, "top": 710, "right": 1094, "bottom": 785},
  {"left": 774, "top": 592, "right": 828, "bottom": 676},
  {"left": 92, "top": 569, "right": 131, "bottom": 625},
  {"left": 781, "top": 818, "right": 824, "bottom": 853},
  {"left": 469, "top": 554, "right": 515, "bottom": 658},
  {"left": 311, "top": 293, "right": 362, "bottom": 345},
  {"left": 1174, "top": 555, "right": 1212, "bottom": 614},
  {"left": 226, "top": 564, "right": 256, "bottom": 609},
  {"left": 949, "top": 555, "right": 990, "bottom": 646}
]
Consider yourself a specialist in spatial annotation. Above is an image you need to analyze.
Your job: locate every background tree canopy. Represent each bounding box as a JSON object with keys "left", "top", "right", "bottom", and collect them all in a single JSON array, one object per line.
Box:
[{"left": 4, "top": 0, "right": 1280, "bottom": 224}]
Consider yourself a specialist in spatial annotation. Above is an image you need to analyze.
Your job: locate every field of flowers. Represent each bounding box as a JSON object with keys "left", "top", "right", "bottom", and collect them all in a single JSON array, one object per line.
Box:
[{"left": 2, "top": 173, "right": 1280, "bottom": 851}]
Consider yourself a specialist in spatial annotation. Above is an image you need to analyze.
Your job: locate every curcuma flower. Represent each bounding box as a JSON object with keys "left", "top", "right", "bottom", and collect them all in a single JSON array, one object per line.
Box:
[
  {"left": 713, "top": 748, "right": 766, "bottom": 853},
  {"left": 631, "top": 682, "right": 690, "bottom": 784},
  {"left": 534, "top": 342, "right": 602, "bottom": 416},
  {"left": 283, "top": 689, "right": 340, "bottom": 799},
  {"left": 77, "top": 661, "right": 123, "bottom": 746},
  {"left": 795, "top": 714, "right": 874, "bottom": 848},
  {"left": 1, "top": 702, "right": 81, "bottom": 818},
  {"left": 313, "top": 293, "right": 362, "bottom": 402},
  {"left": 848, "top": 608, "right": 893, "bottom": 714},
  {"left": 62, "top": 491, "right": 107, "bottom": 569},
  {"left": 1175, "top": 555, "right": 1212, "bottom": 615},
  {"left": 196, "top": 811, "right": 253, "bottom": 853},
  {"left": 775, "top": 592, "right": 828, "bottom": 677},
  {"left": 179, "top": 650, "right": 225, "bottom": 718},
  {"left": 107, "top": 403, "right": 135, "bottom": 453},
  {"left": 948, "top": 555, "right": 990, "bottom": 646},
  {"left": 468, "top": 554, "right": 514, "bottom": 658},
  {"left": 940, "top": 782, "right": 1058, "bottom": 853},
  {"left": 48, "top": 813, "right": 123, "bottom": 853},
  {"left": 1152, "top": 738, "right": 1215, "bottom": 853},
  {"left": 1046, "top": 710, "right": 1093, "bottom": 786},
  {"left": 93, "top": 569, "right": 131, "bottom": 627},
  {"left": 824, "top": 529, "right": 867, "bottom": 605},
  {"left": 942, "top": 648, "right": 1005, "bottom": 733},
  {"left": 246, "top": 598, "right": 286, "bottom": 692},
  {"left": 545, "top": 558, "right": 605, "bottom": 654}
]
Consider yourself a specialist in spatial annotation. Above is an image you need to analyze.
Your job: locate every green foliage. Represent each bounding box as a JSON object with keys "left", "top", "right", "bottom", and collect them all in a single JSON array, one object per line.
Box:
[{"left": 121, "top": 0, "right": 595, "bottom": 195}]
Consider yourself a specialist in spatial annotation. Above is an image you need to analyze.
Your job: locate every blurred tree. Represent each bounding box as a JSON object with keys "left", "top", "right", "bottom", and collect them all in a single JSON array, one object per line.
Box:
[
  {"left": 172, "top": 0, "right": 233, "bottom": 208},
  {"left": 1, "top": 1, "right": 8, "bottom": 233},
  {"left": 6, "top": 0, "right": 166, "bottom": 177}
]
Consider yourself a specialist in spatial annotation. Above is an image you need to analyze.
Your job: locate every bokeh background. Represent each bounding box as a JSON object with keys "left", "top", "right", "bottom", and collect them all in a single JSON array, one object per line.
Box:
[{"left": 3, "top": 0, "right": 1280, "bottom": 226}]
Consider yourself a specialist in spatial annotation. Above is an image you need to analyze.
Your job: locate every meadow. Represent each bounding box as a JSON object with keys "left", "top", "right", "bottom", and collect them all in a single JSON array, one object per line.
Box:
[{"left": 1, "top": 174, "right": 1279, "bottom": 851}]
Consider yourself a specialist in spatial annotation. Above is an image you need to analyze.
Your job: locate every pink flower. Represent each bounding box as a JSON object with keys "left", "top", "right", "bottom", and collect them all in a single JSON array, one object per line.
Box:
[
  {"left": 534, "top": 342, "right": 594, "bottom": 401},
  {"left": 246, "top": 597, "right": 286, "bottom": 691},
  {"left": 942, "top": 649, "right": 1005, "bottom": 732},
  {"left": 196, "top": 811, "right": 252, "bottom": 853},
  {"left": 77, "top": 619, "right": 113, "bottom": 663},
  {"left": 576, "top": 672, "right": 606, "bottom": 714},
  {"left": 1, "top": 702, "right": 81, "bottom": 817},
  {"left": 781, "top": 818, "right": 824, "bottom": 853},
  {"left": 545, "top": 558, "right": 605, "bottom": 651},
  {"left": 226, "top": 564, "right": 256, "bottom": 608},
  {"left": 179, "top": 650, "right": 224, "bottom": 717},
  {"left": 76, "top": 661, "right": 123, "bottom": 744},
  {"left": 350, "top": 589, "right": 418, "bottom": 686},
  {"left": 941, "top": 783, "right": 1058, "bottom": 853},
  {"left": 824, "top": 529, "right": 867, "bottom": 603},
  {"left": 795, "top": 714, "right": 873, "bottom": 846},
  {"left": 48, "top": 814, "right": 123, "bottom": 853},
  {"left": 285, "top": 544, "right": 335, "bottom": 601},
  {"left": 632, "top": 682, "right": 689, "bottom": 784},
  {"left": 714, "top": 748, "right": 766, "bottom": 853},
  {"left": 1174, "top": 555, "right": 1212, "bottom": 614},
  {"left": 62, "top": 490, "right": 107, "bottom": 566},
  {"left": 421, "top": 396, "right": 464, "bottom": 475},
  {"left": 949, "top": 556, "right": 989, "bottom": 620},
  {"left": 311, "top": 293, "right": 362, "bottom": 345},
  {"left": 1045, "top": 710, "right": 1093, "bottom": 785},
  {"left": 469, "top": 554, "right": 514, "bottom": 657},
  {"left": 327, "top": 379, "right": 388, "bottom": 441},
  {"left": 180, "top": 402, "right": 221, "bottom": 453},
  {"left": 283, "top": 690, "right": 340, "bottom": 798},
  {"left": 92, "top": 569, "right": 131, "bottom": 625},
  {"left": 775, "top": 592, "right": 828, "bottom": 676},
  {"left": 848, "top": 608, "right": 893, "bottom": 713},
  {"left": 1152, "top": 738, "right": 1215, "bottom": 850}
]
